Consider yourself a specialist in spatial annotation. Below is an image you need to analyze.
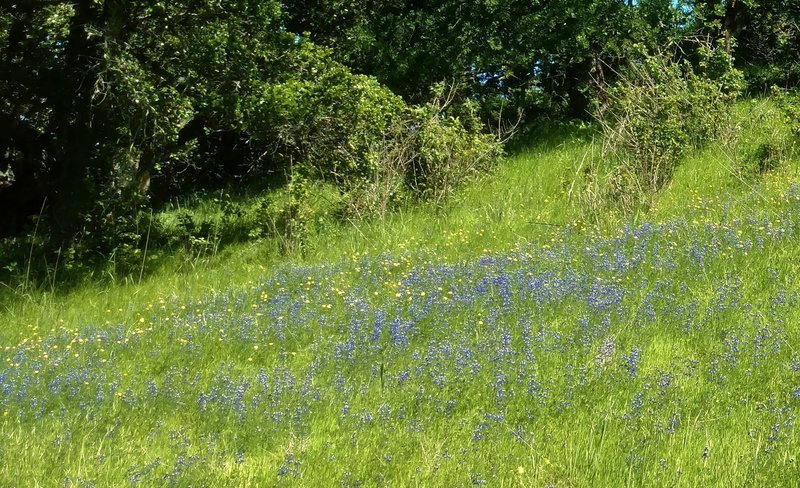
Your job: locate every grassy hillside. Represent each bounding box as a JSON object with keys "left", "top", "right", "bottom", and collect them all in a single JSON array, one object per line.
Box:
[{"left": 2, "top": 99, "right": 800, "bottom": 486}]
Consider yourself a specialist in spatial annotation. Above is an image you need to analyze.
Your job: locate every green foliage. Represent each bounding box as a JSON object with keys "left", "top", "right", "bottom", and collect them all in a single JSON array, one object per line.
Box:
[
  {"left": 11, "top": 0, "right": 800, "bottom": 289},
  {"left": 683, "top": 0, "right": 800, "bottom": 90},
  {"left": 340, "top": 82, "right": 506, "bottom": 219},
  {"left": 243, "top": 42, "right": 407, "bottom": 189},
  {"left": 276, "top": 172, "right": 315, "bottom": 254},
  {"left": 583, "top": 42, "right": 743, "bottom": 214},
  {"left": 732, "top": 0, "right": 800, "bottom": 89},
  {"left": 149, "top": 180, "right": 341, "bottom": 260},
  {"left": 408, "top": 88, "right": 505, "bottom": 205},
  {"left": 283, "top": 0, "right": 688, "bottom": 117},
  {"left": 1, "top": 0, "right": 287, "bottom": 245},
  {"left": 773, "top": 87, "right": 800, "bottom": 137},
  {"left": 749, "top": 141, "right": 786, "bottom": 174},
  {"left": 3, "top": 0, "right": 483, "bottom": 284}
]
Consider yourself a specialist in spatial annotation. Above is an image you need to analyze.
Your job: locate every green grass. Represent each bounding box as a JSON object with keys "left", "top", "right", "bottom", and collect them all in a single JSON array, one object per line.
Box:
[{"left": 2, "top": 99, "right": 800, "bottom": 486}]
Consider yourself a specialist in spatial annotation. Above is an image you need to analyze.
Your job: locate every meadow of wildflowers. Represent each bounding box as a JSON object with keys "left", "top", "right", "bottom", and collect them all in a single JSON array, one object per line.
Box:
[
  {"left": 3, "top": 178, "right": 800, "bottom": 487},
  {"left": 3, "top": 103, "right": 800, "bottom": 487}
]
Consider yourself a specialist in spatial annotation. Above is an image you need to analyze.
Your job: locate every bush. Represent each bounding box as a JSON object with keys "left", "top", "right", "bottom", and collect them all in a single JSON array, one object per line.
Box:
[
  {"left": 345, "top": 82, "right": 507, "bottom": 218},
  {"left": 774, "top": 87, "right": 800, "bottom": 138},
  {"left": 341, "top": 128, "right": 413, "bottom": 220},
  {"left": 410, "top": 109, "right": 502, "bottom": 205},
  {"left": 243, "top": 41, "right": 407, "bottom": 190},
  {"left": 582, "top": 41, "right": 743, "bottom": 213},
  {"left": 246, "top": 50, "right": 506, "bottom": 221},
  {"left": 1, "top": 43, "right": 505, "bottom": 286}
]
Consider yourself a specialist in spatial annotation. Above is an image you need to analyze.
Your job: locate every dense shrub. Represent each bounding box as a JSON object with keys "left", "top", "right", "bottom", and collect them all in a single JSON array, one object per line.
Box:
[
  {"left": 343, "top": 82, "right": 506, "bottom": 218},
  {"left": 243, "top": 42, "right": 408, "bottom": 189},
  {"left": 1, "top": 4, "right": 506, "bottom": 285},
  {"left": 774, "top": 87, "right": 800, "bottom": 138},
  {"left": 409, "top": 108, "right": 502, "bottom": 205},
  {"left": 583, "top": 42, "right": 743, "bottom": 213}
]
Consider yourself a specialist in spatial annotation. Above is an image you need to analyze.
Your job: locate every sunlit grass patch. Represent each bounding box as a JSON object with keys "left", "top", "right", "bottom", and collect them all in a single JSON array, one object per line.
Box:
[{"left": 2, "top": 105, "right": 800, "bottom": 485}]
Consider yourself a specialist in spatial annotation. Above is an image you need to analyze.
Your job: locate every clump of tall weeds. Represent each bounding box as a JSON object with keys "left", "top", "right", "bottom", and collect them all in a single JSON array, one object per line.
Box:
[{"left": 577, "top": 40, "right": 743, "bottom": 217}]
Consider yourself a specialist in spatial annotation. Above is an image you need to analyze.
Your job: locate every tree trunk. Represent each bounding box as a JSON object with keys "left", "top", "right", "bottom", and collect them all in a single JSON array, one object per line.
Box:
[{"left": 48, "top": 0, "right": 104, "bottom": 246}]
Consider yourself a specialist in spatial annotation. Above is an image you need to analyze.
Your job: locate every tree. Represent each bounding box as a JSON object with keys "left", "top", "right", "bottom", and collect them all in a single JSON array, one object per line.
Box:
[
  {"left": 282, "top": 0, "right": 687, "bottom": 118},
  {"left": 733, "top": 0, "right": 800, "bottom": 89},
  {"left": 1, "top": 0, "right": 430, "bottom": 271}
]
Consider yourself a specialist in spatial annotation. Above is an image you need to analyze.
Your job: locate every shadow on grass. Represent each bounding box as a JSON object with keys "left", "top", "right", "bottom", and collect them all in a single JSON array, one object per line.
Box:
[{"left": 505, "top": 118, "right": 596, "bottom": 155}]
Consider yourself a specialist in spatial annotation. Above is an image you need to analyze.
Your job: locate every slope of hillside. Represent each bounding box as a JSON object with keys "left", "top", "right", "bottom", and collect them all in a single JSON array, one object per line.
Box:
[{"left": 2, "top": 100, "right": 800, "bottom": 486}]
